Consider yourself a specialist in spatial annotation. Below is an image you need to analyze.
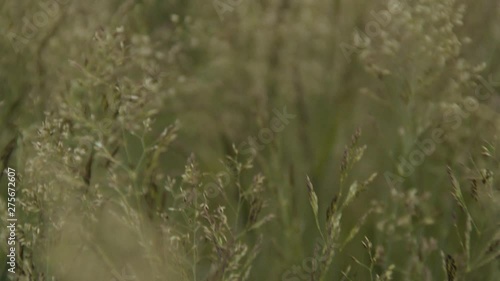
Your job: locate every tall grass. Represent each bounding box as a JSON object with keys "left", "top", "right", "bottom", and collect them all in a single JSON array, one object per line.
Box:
[{"left": 1, "top": 0, "right": 499, "bottom": 280}]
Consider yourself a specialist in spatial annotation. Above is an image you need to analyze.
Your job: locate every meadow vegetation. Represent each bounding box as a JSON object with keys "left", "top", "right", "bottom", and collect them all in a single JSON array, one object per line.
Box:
[{"left": 1, "top": 0, "right": 499, "bottom": 280}]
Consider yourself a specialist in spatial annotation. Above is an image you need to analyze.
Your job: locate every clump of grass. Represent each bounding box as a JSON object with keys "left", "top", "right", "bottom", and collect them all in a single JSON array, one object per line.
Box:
[
  {"left": 1, "top": 1, "right": 500, "bottom": 281},
  {"left": 303, "top": 129, "right": 378, "bottom": 281}
]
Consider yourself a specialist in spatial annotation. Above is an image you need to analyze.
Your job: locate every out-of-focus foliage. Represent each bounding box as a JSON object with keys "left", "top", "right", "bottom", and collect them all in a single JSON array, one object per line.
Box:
[{"left": 1, "top": 0, "right": 499, "bottom": 280}]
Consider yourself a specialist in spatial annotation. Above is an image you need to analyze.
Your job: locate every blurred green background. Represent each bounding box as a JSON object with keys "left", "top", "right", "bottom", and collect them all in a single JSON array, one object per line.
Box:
[{"left": 1, "top": 0, "right": 500, "bottom": 280}]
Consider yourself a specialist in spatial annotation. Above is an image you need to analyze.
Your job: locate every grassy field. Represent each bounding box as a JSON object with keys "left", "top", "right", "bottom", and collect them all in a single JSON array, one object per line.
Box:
[{"left": 1, "top": 0, "right": 499, "bottom": 280}]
